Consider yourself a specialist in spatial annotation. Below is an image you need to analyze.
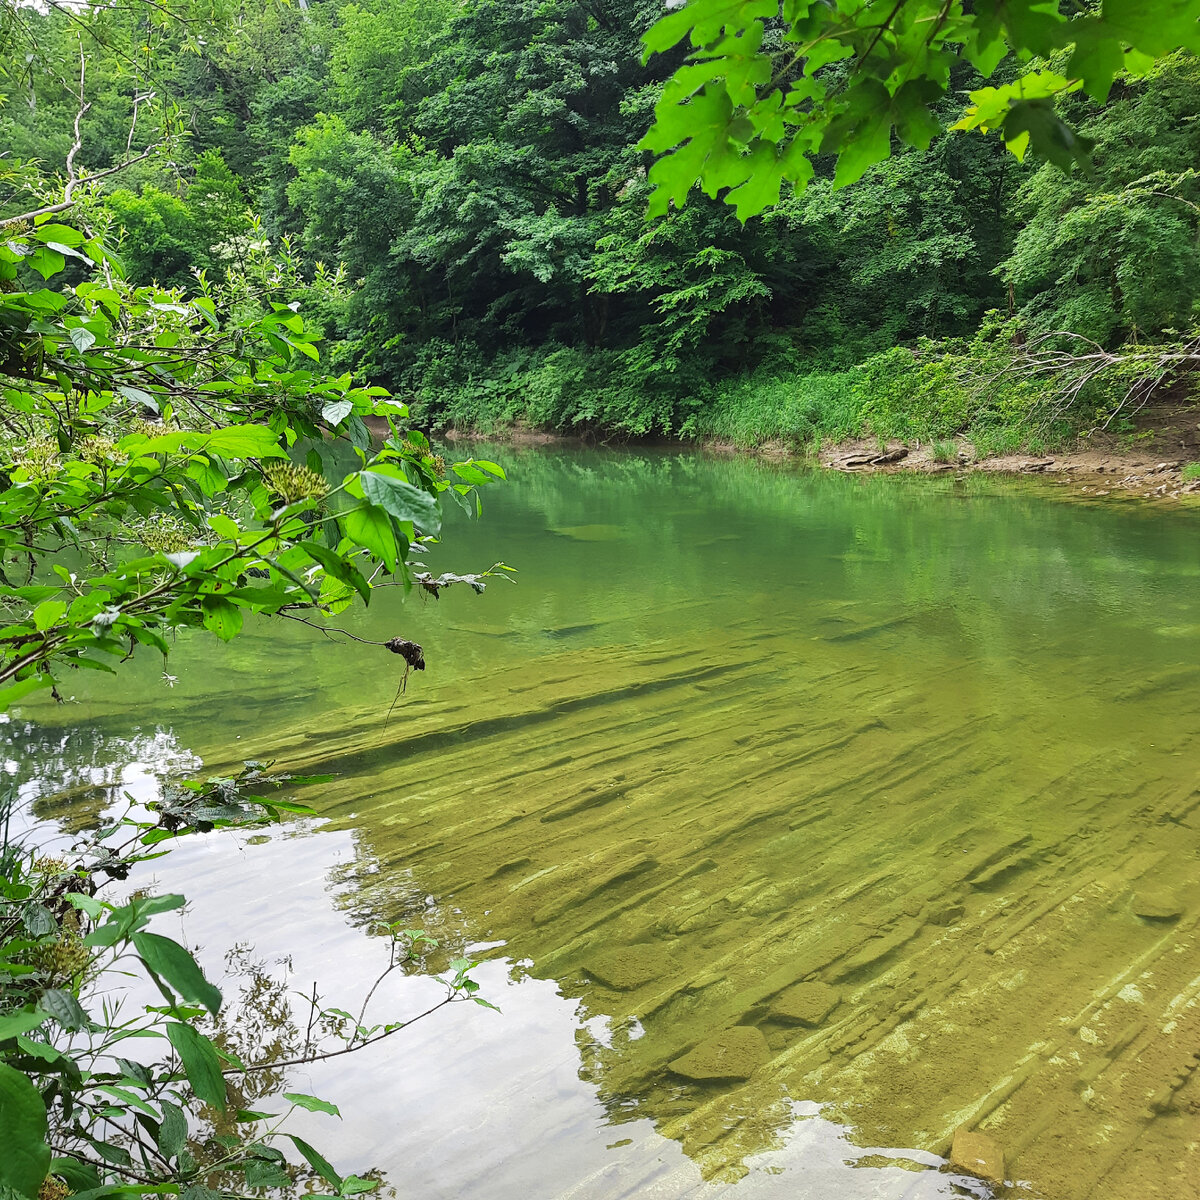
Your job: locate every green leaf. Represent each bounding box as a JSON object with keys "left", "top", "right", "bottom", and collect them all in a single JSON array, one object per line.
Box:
[
  {"left": 117, "top": 385, "right": 159, "bottom": 413},
  {"left": 467, "top": 459, "right": 506, "bottom": 480},
  {"left": 339, "top": 1177, "right": 379, "bottom": 1196},
  {"left": 165, "top": 1023, "right": 227, "bottom": 1110},
  {"left": 22, "top": 903, "right": 56, "bottom": 936},
  {"left": 156, "top": 1099, "right": 188, "bottom": 1160},
  {"left": 204, "top": 426, "right": 286, "bottom": 459},
  {"left": 0, "top": 1061, "right": 51, "bottom": 1198},
  {"left": 285, "top": 1092, "right": 341, "bottom": 1117},
  {"left": 0, "top": 676, "right": 53, "bottom": 710},
  {"left": 201, "top": 597, "right": 243, "bottom": 642},
  {"left": 49, "top": 1157, "right": 100, "bottom": 1194},
  {"left": 27, "top": 247, "right": 65, "bottom": 280},
  {"left": 341, "top": 504, "right": 398, "bottom": 573},
  {"left": 206, "top": 513, "right": 240, "bottom": 541},
  {"left": 40, "top": 988, "right": 89, "bottom": 1032},
  {"left": 0, "top": 1009, "right": 49, "bottom": 1042},
  {"left": 301, "top": 541, "right": 370, "bottom": 603},
  {"left": 32, "top": 600, "right": 66, "bottom": 632},
  {"left": 287, "top": 336, "right": 320, "bottom": 362},
  {"left": 1002, "top": 99, "right": 1094, "bottom": 171},
  {"left": 32, "top": 224, "right": 86, "bottom": 247},
  {"left": 188, "top": 456, "right": 227, "bottom": 496},
  {"left": 287, "top": 1135, "right": 342, "bottom": 1191},
  {"left": 71, "top": 1186, "right": 181, "bottom": 1200},
  {"left": 133, "top": 932, "right": 222, "bottom": 1016},
  {"left": 64, "top": 893, "right": 104, "bottom": 919},
  {"left": 180, "top": 1186, "right": 219, "bottom": 1200},
  {"left": 358, "top": 471, "right": 441, "bottom": 534},
  {"left": 15, "top": 1036, "right": 66, "bottom": 1065}
]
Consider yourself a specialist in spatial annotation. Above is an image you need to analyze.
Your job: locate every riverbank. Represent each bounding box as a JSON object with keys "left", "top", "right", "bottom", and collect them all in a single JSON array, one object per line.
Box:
[
  {"left": 814, "top": 397, "right": 1200, "bottom": 501},
  {"left": 444, "top": 398, "right": 1200, "bottom": 504},
  {"left": 813, "top": 415, "right": 1200, "bottom": 502}
]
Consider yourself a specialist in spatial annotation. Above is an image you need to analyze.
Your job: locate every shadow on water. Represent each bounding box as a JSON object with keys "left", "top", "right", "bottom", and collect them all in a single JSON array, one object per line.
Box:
[{"left": 11, "top": 446, "right": 1200, "bottom": 1199}]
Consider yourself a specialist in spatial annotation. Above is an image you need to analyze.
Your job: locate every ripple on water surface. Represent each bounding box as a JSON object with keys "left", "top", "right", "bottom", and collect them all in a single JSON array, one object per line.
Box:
[{"left": 12, "top": 450, "right": 1200, "bottom": 1200}]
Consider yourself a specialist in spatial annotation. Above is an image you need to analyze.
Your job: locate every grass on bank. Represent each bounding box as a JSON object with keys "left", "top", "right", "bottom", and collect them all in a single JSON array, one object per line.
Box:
[{"left": 415, "top": 317, "right": 1178, "bottom": 456}]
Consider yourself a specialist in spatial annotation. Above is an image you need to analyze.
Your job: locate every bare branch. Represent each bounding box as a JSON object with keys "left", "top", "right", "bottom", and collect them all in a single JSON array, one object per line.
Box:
[
  {"left": 1, "top": 42, "right": 164, "bottom": 227},
  {"left": 1, "top": 144, "right": 163, "bottom": 227},
  {"left": 126, "top": 89, "right": 155, "bottom": 159},
  {"left": 63, "top": 46, "right": 91, "bottom": 206}
]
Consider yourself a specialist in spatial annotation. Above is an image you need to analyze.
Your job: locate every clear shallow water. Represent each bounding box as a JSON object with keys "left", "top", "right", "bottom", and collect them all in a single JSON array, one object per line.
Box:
[{"left": 8, "top": 449, "right": 1200, "bottom": 1200}]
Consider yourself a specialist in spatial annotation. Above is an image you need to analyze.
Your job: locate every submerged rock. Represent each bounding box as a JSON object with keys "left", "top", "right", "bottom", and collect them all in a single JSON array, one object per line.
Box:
[
  {"left": 771, "top": 981, "right": 840, "bottom": 1027},
  {"left": 1134, "top": 890, "right": 1184, "bottom": 921},
  {"left": 584, "top": 944, "right": 664, "bottom": 991},
  {"left": 669, "top": 1026, "right": 769, "bottom": 1081},
  {"left": 950, "top": 1127, "right": 1006, "bottom": 1184}
]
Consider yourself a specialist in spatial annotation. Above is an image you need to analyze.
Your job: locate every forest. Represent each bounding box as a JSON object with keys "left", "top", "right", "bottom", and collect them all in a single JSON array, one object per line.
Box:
[{"left": 5, "top": 0, "right": 1200, "bottom": 449}]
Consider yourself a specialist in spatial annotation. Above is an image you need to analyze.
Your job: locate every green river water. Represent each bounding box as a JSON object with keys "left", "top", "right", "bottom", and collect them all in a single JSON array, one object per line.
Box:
[{"left": 8, "top": 448, "right": 1200, "bottom": 1200}]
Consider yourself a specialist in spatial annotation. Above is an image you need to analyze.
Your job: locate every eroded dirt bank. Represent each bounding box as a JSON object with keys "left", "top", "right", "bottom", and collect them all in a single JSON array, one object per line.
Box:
[
  {"left": 818, "top": 439, "right": 1200, "bottom": 502},
  {"left": 739, "top": 400, "right": 1200, "bottom": 502}
]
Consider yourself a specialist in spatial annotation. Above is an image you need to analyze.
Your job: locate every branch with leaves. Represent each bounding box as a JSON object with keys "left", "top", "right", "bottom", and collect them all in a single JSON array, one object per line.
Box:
[
  {"left": 0, "top": 215, "right": 510, "bottom": 709},
  {"left": 639, "top": 0, "right": 1200, "bottom": 220}
]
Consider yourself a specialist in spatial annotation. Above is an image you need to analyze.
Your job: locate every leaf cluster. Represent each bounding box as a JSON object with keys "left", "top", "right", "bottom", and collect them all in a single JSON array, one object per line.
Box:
[
  {"left": 0, "top": 770, "right": 495, "bottom": 1200},
  {"left": 639, "top": 0, "right": 1200, "bottom": 220},
  {"left": 0, "top": 214, "right": 505, "bottom": 709}
]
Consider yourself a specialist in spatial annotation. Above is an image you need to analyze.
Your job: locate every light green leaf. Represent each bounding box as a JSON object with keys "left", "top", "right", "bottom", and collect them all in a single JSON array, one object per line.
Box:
[
  {"left": 32, "top": 600, "right": 66, "bottom": 632},
  {"left": 285, "top": 1092, "right": 341, "bottom": 1117},
  {"left": 204, "top": 426, "right": 286, "bottom": 459},
  {"left": 342, "top": 504, "right": 398, "bottom": 572},
  {"left": 201, "top": 597, "right": 243, "bottom": 642},
  {"left": 0, "top": 1009, "right": 49, "bottom": 1042},
  {"left": 206, "top": 513, "right": 240, "bottom": 541},
  {"left": 0, "top": 676, "right": 53, "bottom": 710},
  {"left": 339, "top": 1177, "right": 379, "bottom": 1196},
  {"left": 28, "top": 247, "right": 65, "bottom": 280},
  {"left": 32, "top": 224, "right": 86, "bottom": 247}
]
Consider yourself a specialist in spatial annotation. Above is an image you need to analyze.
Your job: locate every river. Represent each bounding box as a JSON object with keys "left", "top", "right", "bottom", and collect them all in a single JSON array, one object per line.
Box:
[{"left": 8, "top": 447, "right": 1200, "bottom": 1200}]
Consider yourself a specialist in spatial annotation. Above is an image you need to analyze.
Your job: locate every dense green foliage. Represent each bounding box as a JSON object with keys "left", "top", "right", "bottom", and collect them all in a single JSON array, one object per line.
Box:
[{"left": 6, "top": 0, "right": 1200, "bottom": 445}]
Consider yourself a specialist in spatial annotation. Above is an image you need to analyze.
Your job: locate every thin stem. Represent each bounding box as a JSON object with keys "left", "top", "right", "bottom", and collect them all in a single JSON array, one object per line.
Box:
[{"left": 225, "top": 997, "right": 456, "bottom": 1076}]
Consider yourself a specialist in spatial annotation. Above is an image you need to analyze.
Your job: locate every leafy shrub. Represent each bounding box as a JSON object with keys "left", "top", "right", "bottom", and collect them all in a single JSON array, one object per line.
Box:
[{"left": 0, "top": 767, "right": 492, "bottom": 1200}]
